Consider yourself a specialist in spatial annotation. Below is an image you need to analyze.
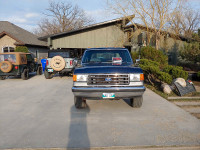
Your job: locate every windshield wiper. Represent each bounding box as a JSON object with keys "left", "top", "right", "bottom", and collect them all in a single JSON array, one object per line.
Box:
[{"left": 87, "top": 61, "right": 102, "bottom": 64}]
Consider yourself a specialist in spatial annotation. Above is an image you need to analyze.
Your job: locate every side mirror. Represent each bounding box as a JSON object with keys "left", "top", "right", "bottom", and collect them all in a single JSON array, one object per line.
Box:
[
  {"left": 135, "top": 59, "right": 140, "bottom": 66},
  {"left": 73, "top": 60, "right": 78, "bottom": 66}
]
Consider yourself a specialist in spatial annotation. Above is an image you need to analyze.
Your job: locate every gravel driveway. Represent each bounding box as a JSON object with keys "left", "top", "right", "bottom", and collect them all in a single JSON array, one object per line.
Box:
[{"left": 0, "top": 74, "right": 200, "bottom": 149}]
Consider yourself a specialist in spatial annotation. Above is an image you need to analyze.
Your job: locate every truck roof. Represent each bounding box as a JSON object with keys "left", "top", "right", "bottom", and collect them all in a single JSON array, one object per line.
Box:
[
  {"left": 0, "top": 52, "right": 31, "bottom": 55},
  {"left": 86, "top": 47, "right": 128, "bottom": 51}
]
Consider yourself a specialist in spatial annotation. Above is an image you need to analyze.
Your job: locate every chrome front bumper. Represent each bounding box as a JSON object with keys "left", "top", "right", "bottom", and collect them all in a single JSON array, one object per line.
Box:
[{"left": 72, "top": 86, "right": 146, "bottom": 99}]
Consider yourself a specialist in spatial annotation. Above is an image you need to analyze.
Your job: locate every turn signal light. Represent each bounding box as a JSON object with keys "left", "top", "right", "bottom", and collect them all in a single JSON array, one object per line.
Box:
[
  {"left": 73, "top": 75, "right": 77, "bottom": 81},
  {"left": 15, "top": 66, "right": 18, "bottom": 70},
  {"left": 46, "top": 60, "right": 48, "bottom": 66},
  {"left": 70, "top": 60, "right": 73, "bottom": 66},
  {"left": 140, "top": 74, "right": 144, "bottom": 81}
]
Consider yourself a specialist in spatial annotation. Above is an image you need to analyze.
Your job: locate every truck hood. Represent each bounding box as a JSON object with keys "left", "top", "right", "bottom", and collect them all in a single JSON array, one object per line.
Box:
[{"left": 74, "top": 66, "right": 143, "bottom": 74}]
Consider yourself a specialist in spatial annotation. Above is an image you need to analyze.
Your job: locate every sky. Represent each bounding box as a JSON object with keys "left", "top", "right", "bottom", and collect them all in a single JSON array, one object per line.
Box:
[{"left": 0, "top": 0, "right": 199, "bottom": 32}]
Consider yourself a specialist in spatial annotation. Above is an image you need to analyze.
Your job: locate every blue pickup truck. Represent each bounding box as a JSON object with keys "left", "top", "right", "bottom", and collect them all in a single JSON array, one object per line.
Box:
[{"left": 72, "top": 48, "right": 146, "bottom": 109}]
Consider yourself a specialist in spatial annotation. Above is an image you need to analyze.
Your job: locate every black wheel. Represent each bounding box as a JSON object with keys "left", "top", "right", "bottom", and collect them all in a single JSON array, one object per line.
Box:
[
  {"left": 74, "top": 96, "right": 85, "bottom": 109},
  {"left": 44, "top": 69, "right": 52, "bottom": 79},
  {"left": 37, "top": 66, "right": 42, "bottom": 75},
  {"left": 21, "top": 69, "right": 29, "bottom": 80},
  {"left": 0, "top": 76, "right": 6, "bottom": 80},
  {"left": 130, "top": 96, "right": 143, "bottom": 108}
]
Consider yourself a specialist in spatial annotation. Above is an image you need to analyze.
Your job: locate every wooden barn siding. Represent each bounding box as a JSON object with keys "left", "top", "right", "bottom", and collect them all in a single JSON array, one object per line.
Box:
[{"left": 51, "top": 25, "right": 124, "bottom": 49}]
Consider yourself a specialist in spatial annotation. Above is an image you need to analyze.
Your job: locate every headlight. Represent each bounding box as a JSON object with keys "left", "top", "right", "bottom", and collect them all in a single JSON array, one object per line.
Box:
[
  {"left": 73, "top": 74, "right": 88, "bottom": 81},
  {"left": 130, "top": 74, "right": 144, "bottom": 81}
]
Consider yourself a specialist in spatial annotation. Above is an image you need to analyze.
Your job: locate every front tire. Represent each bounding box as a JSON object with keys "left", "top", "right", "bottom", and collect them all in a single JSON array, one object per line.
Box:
[
  {"left": 0, "top": 76, "right": 6, "bottom": 80},
  {"left": 37, "top": 66, "right": 42, "bottom": 75},
  {"left": 44, "top": 69, "right": 52, "bottom": 79},
  {"left": 130, "top": 96, "right": 143, "bottom": 108},
  {"left": 21, "top": 69, "right": 29, "bottom": 80},
  {"left": 74, "top": 96, "right": 85, "bottom": 109}
]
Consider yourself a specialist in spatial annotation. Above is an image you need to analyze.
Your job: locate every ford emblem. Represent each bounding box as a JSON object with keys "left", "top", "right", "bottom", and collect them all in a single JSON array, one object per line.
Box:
[{"left": 105, "top": 77, "right": 112, "bottom": 81}]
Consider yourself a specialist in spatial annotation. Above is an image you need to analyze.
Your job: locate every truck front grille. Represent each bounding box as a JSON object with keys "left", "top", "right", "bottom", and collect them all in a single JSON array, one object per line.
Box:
[{"left": 88, "top": 74, "right": 129, "bottom": 85}]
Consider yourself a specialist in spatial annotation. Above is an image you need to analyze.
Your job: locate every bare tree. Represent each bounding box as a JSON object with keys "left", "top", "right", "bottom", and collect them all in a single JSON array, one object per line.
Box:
[
  {"left": 169, "top": 6, "right": 200, "bottom": 39},
  {"left": 34, "top": 1, "right": 94, "bottom": 36},
  {"left": 182, "top": 10, "right": 200, "bottom": 38},
  {"left": 169, "top": 10, "right": 183, "bottom": 36},
  {"left": 107, "top": 0, "right": 183, "bottom": 49}
]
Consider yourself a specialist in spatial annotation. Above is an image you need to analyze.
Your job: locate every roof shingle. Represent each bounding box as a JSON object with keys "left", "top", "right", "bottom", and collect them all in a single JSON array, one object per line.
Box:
[{"left": 0, "top": 21, "right": 47, "bottom": 47}]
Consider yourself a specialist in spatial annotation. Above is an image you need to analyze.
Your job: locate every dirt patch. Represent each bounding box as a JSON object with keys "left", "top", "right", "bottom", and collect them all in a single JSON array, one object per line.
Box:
[
  {"left": 193, "top": 81, "right": 200, "bottom": 92},
  {"left": 179, "top": 105, "right": 200, "bottom": 108},
  {"left": 192, "top": 113, "right": 200, "bottom": 119}
]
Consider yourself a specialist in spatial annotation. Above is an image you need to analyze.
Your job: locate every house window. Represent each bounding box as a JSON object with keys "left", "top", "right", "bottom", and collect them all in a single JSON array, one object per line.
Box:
[{"left": 2, "top": 47, "right": 15, "bottom": 53}]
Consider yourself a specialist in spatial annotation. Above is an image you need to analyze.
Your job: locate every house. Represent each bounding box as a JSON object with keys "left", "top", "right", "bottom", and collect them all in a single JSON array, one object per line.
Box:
[
  {"left": 39, "top": 15, "right": 189, "bottom": 65},
  {"left": 0, "top": 21, "right": 49, "bottom": 59}
]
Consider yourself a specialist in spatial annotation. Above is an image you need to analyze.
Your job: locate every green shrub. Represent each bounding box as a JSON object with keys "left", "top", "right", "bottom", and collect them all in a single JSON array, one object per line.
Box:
[
  {"left": 163, "top": 65, "right": 183, "bottom": 73},
  {"left": 139, "top": 59, "right": 160, "bottom": 67},
  {"left": 158, "top": 72, "right": 173, "bottom": 84},
  {"left": 140, "top": 46, "right": 168, "bottom": 66},
  {"left": 15, "top": 46, "right": 29, "bottom": 53},
  {"left": 171, "top": 68, "right": 188, "bottom": 80},
  {"left": 197, "top": 71, "right": 200, "bottom": 78},
  {"left": 163, "top": 65, "right": 188, "bottom": 80},
  {"left": 180, "top": 42, "right": 200, "bottom": 63},
  {"left": 139, "top": 59, "right": 172, "bottom": 84},
  {"left": 131, "top": 51, "right": 139, "bottom": 62},
  {"left": 138, "top": 49, "right": 188, "bottom": 85}
]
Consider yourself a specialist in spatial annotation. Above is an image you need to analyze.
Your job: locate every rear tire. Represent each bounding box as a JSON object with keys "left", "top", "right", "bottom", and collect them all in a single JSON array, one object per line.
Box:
[
  {"left": 74, "top": 96, "right": 85, "bottom": 109},
  {"left": 44, "top": 69, "right": 52, "bottom": 79},
  {"left": 0, "top": 76, "right": 6, "bottom": 80},
  {"left": 130, "top": 96, "right": 143, "bottom": 108},
  {"left": 21, "top": 69, "right": 29, "bottom": 80},
  {"left": 37, "top": 66, "right": 42, "bottom": 75}
]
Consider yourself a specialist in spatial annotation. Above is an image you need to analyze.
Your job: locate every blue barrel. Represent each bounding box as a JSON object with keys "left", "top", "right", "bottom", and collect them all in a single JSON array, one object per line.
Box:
[{"left": 41, "top": 59, "right": 47, "bottom": 71}]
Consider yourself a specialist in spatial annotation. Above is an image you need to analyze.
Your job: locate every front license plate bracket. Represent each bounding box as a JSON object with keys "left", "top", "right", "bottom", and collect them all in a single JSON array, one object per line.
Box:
[
  {"left": 48, "top": 69, "right": 53, "bottom": 72},
  {"left": 102, "top": 93, "right": 115, "bottom": 98}
]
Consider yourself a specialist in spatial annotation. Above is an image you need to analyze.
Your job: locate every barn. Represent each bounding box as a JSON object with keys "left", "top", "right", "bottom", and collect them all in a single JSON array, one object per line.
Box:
[{"left": 40, "top": 15, "right": 189, "bottom": 64}]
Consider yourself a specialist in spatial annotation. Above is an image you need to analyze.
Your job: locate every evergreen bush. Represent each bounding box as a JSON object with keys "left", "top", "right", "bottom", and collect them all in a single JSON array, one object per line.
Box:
[
  {"left": 140, "top": 46, "right": 168, "bottom": 66},
  {"left": 163, "top": 65, "right": 188, "bottom": 80},
  {"left": 139, "top": 59, "right": 172, "bottom": 84},
  {"left": 158, "top": 72, "right": 173, "bottom": 84},
  {"left": 131, "top": 51, "right": 139, "bottom": 62},
  {"left": 15, "top": 46, "right": 29, "bottom": 53},
  {"left": 197, "top": 71, "right": 200, "bottom": 79}
]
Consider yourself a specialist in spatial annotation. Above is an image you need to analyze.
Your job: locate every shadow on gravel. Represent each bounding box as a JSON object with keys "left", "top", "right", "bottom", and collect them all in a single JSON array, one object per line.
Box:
[
  {"left": 51, "top": 72, "right": 73, "bottom": 78},
  {"left": 123, "top": 98, "right": 131, "bottom": 106},
  {"left": 6, "top": 72, "right": 39, "bottom": 80},
  {"left": 67, "top": 104, "right": 90, "bottom": 149}
]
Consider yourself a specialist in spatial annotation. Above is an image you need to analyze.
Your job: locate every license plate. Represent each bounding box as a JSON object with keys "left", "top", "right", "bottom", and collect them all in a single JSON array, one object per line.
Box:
[
  {"left": 48, "top": 69, "right": 53, "bottom": 72},
  {"left": 102, "top": 93, "right": 115, "bottom": 98}
]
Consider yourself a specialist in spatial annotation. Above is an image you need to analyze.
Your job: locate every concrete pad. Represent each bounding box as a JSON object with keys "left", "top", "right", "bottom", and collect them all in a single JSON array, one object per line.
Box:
[
  {"left": 2, "top": 146, "right": 200, "bottom": 150},
  {"left": 0, "top": 75, "right": 200, "bottom": 149}
]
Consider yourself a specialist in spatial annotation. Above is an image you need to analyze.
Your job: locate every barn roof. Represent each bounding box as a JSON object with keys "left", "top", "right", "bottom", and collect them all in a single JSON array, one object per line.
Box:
[{"left": 39, "top": 15, "right": 135, "bottom": 40}]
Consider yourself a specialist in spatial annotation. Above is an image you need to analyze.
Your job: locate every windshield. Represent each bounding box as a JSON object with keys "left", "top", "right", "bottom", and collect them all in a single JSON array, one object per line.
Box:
[
  {"left": 0, "top": 54, "right": 16, "bottom": 63},
  {"left": 82, "top": 50, "right": 133, "bottom": 64},
  {"left": 48, "top": 50, "right": 77, "bottom": 58},
  {"left": 48, "top": 52, "right": 70, "bottom": 58}
]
